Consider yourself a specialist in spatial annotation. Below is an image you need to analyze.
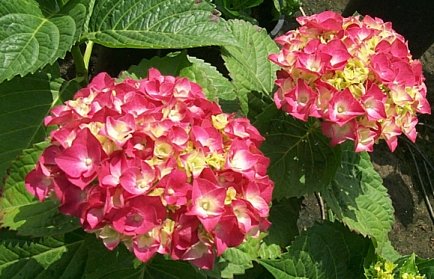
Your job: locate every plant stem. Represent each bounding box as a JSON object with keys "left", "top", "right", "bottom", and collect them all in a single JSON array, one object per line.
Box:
[
  {"left": 314, "top": 192, "right": 326, "bottom": 220},
  {"left": 299, "top": 6, "right": 306, "bottom": 16},
  {"left": 83, "top": 40, "right": 94, "bottom": 73},
  {"left": 403, "top": 137, "right": 434, "bottom": 175},
  {"left": 270, "top": 0, "right": 285, "bottom": 37},
  {"left": 407, "top": 142, "right": 434, "bottom": 224},
  {"left": 423, "top": 161, "right": 434, "bottom": 211},
  {"left": 71, "top": 44, "right": 88, "bottom": 85}
]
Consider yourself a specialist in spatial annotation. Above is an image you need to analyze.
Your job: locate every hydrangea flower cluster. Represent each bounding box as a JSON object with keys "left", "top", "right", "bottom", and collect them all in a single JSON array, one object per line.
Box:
[
  {"left": 25, "top": 69, "right": 273, "bottom": 269},
  {"left": 269, "top": 11, "right": 431, "bottom": 152}
]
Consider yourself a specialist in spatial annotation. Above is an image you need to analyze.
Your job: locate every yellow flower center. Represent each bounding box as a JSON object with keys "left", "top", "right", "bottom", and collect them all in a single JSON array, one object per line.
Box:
[
  {"left": 185, "top": 150, "right": 206, "bottom": 177},
  {"left": 299, "top": 96, "right": 308, "bottom": 104},
  {"left": 200, "top": 200, "right": 210, "bottom": 211},
  {"left": 205, "top": 153, "right": 225, "bottom": 170},
  {"left": 137, "top": 179, "right": 149, "bottom": 190},
  {"left": 154, "top": 142, "right": 173, "bottom": 158},
  {"left": 225, "top": 186, "right": 237, "bottom": 205},
  {"left": 148, "top": 187, "right": 164, "bottom": 197},
  {"left": 212, "top": 114, "right": 229, "bottom": 130},
  {"left": 327, "top": 58, "right": 368, "bottom": 97}
]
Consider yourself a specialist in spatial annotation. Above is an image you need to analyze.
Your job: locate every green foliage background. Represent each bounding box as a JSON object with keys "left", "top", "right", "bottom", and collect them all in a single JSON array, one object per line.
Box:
[{"left": 0, "top": 0, "right": 431, "bottom": 278}]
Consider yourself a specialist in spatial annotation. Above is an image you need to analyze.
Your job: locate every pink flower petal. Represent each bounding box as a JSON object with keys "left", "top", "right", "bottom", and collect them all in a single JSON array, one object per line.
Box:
[{"left": 328, "top": 89, "right": 365, "bottom": 125}]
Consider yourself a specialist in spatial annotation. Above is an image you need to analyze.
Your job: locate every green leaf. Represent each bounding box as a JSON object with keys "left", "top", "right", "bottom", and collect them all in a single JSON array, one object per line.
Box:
[
  {"left": 0, "top": 143, "right": 80, "bottom": 237},
  {"left": 220, "top": 236, "right": 281, "bottom": 278},
  {"left": 214, "top": 0, "right": 263, "bottom": 23},
  {"left": 395, "top": 254, "right": 422, "bottom": 278},
  {"left": 143, "top": 256, "right": 206, "bottom": 279},
  {"left": 259, "top": 111, "right": 341, "bottom": 199},
  {"left": 221, "top": 0, "right": 264, "bottom": 10},
  {"left": 222, "top": 19, "right": 279, "bottom": 113},
  {"left": 86, "top": 252, "right": 206, "bottom": 279},
  {"left": 121, "top": 51, "right": 192, "bottom": 80},
  {"left": 258, "top": 222, "right": 373, "bottom": 279},
  {"left": 85, "top": 0, "right": 236, "bottom": 49},
  {"left": 258, "top": 252, "right": 317, "bottom": 279},
  {"left": 222, "top": 19, "right": 278, "bottom": 93},
  {"left": 0, "top": 230, "right": 89, "bottom": 279},
  {"left": 415, "top": 257, "right": 434, "bottom": 279},
  {"left": 180, "top": 56, "right": 236, "bottom": 102},
  {"left": 0, "top": 230, "right": 137, "bottom": 279},
  {"left": 219, "top": 99, "right": 242, "bottom": 114},
  {"left": 273, "top": 0, "right": 301, "bottom": 16},
  {"left": 0, "top": 70, "right": 63, "bottom": 182},
  {"left": 83, "top": 240, "right": 143, "bottom": 279},
  {"left": 379, "top": 240, "right": 401, "bottom": 262},
  {"left": 58, "top": 79, "right": 83, "bottom": 104},
  {"left": 236, "top": 264, "right": 275, "bottom": 279},
  {"left": 265, "top": 198, "right": 301, "bottom": 247},
  {"left": 0, "top": 0, "right": 90, "bottom": 82},
  {"left": 322, "top": 145, "right": 394, "bottom": 254},
  {"left": 220, "top": 252, "right": 254, "bottom": 276},
  {"left": 247, "top": 93, "right": 274, "bottom": 120},
  {"left": 1, "top": 229, "right": 206, "bottom": 279}
]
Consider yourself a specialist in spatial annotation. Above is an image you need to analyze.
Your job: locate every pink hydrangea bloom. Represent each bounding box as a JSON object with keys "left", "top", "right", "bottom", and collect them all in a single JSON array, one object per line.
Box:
[
  {"left": 25, "top": 69, "right": 274, "bottom": 270},
  {"left": 269, "top": 11, "right": 431, "bottom": 152}
]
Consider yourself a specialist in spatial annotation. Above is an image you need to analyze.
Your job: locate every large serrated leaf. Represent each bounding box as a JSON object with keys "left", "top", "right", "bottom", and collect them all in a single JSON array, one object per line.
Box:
[
  {"left": 0, "top": 143, "right": 80, "bottom": 237},
  {"left": 221, "top": 19, "right": 278, "bottom": 113},
  {"left": 0, "top": 229, "right": 206, "bottom": 279},
  {"left": 0, "top": 70, "right": 63, "bottom": 183},
  {"left": 395, "top": 253, "right": 423, "bottom": 278},
  {"left": 265, "top": 198, "right": 301, "bottom": 247},
  {"left": 0, "top": 230, "right": 132, "bottom": 279},
  {"left": 259, "top": 111, "right": 341, "bottom": 199},
  {"left": 322, "top": 145, "right": 394, "bottom": 254},
  {"left": 0, "top": 0, "right": 90, "bottom": 82},
  {"left": 258, "top": 251, "right": 317, "bottom": 279},
  {"left": 214, "top": 0, "right": 263, "bottom": 24},
  {"left": 416, "top": 257, "right": 434, "bottom": 279},
  {"left": 380, "top": 240, "right": 401, "bottom": 262},
  {"left": 121, "top": 51, "right": 192, "bottom": 80},
  {"left": 219, "top": 236, "right": 282, "bottom": 278},
  {"left": 0, "top": 230, "right": 88, "bottom": 279},
  {"left": 143, "top": 256, "right": 207, "bottom": 279},
  {"left": 258, "top": 222, "right": 373, "bottom": 279},
  {"left": 221, "top": 245, "right": 255, "bottom": 278},
  {"left": 180, "top": 56, "right": 236, "bottom": 102},
  {"left": 86, "top": 253, "right": 206, "bottom": 279},
  {"left": 85, "top": 0, "right": 236, "bottom": 49},
  {"left": 272, "top": 0, "right": 300, "bottom": 16}
]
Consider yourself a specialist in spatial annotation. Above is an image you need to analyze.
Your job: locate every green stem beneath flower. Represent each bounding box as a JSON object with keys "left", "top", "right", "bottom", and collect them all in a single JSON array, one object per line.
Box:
[
  {"left": 71, "top": 41, "right": 94, "bottom": 86},
  {"left": 71, "top": 44, "right": 88, "bottom": 85},
  {"left": 83, "top": 40, "right": 94, "bottom": 73}
]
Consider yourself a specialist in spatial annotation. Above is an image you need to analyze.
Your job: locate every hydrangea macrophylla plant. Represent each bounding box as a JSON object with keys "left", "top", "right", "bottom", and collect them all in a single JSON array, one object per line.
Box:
[
  {"left": 269, "top": 11, "right": 431, "bottom": 152},
  {"left": 24, "top": 69, "right": 274, "bottom": 270}
]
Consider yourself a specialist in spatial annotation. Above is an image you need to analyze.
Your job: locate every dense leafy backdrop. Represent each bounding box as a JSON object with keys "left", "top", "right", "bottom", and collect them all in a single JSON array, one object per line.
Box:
[{"left": 0, "top": 0, "right": 431, "bottom": 278}]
